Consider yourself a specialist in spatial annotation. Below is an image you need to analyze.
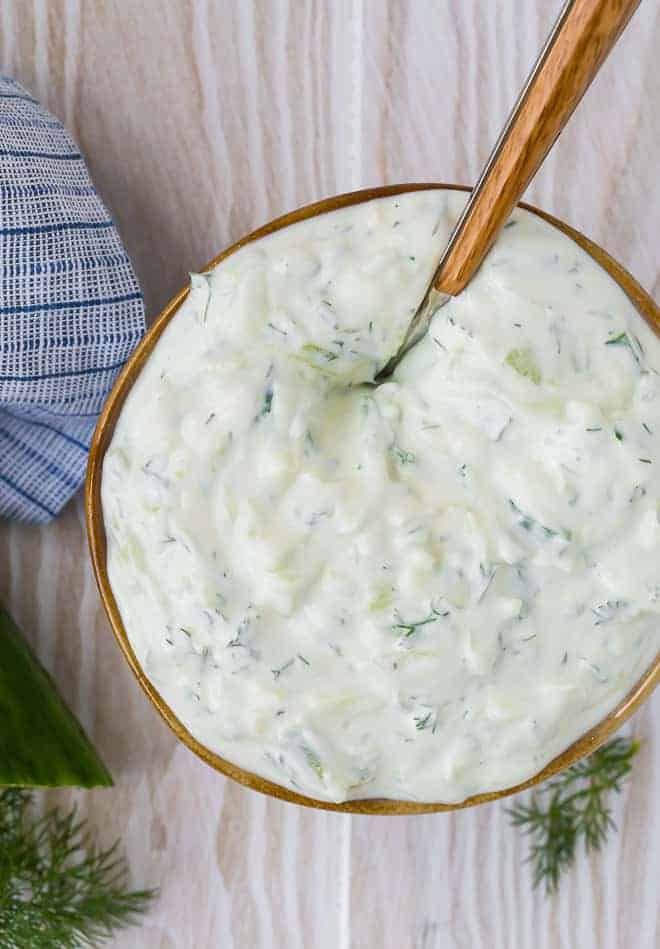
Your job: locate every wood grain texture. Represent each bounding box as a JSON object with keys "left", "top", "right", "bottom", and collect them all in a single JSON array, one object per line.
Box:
[{"left": 1, "top": 1, "right": 659, "bottom": 946}]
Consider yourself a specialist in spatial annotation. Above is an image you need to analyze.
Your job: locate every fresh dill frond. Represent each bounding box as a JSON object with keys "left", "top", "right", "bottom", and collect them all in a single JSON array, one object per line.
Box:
[
  {"left": 0, "top": 789, "right": 156, "bottom": 948},
  {"left": 507, "top": 736, "right": 639, "bottom": 894}
]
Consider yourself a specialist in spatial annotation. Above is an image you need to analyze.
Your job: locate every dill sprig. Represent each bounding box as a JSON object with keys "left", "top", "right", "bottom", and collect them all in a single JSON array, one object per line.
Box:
[
  {"left": 507, "top": 737, "right": 639, "bottom": 894},
  {"left": 0, "top": 789, "right": 156, "bottom": 947}
]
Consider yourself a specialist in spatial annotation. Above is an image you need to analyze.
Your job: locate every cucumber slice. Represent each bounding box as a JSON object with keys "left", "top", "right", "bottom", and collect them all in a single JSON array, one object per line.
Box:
[{"left": 0, "top": 604, "right": 112, "bottom": 788}]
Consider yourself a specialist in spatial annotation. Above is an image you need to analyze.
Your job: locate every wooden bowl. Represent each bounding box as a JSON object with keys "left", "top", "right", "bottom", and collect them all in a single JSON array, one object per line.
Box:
[{"left": 86, "top": 183, "right": 660, "bottom": 814}]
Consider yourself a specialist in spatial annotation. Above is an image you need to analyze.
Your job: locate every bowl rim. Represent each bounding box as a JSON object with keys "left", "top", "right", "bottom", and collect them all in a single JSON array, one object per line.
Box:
[{"left": 86, "top": 182, "right": 660, "bottom": 815}]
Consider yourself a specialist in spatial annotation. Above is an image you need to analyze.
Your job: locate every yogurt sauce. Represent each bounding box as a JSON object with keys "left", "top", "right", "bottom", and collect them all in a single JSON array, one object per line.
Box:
[{"left": 102, "top": 189, "right": 660, "bottom": 804}]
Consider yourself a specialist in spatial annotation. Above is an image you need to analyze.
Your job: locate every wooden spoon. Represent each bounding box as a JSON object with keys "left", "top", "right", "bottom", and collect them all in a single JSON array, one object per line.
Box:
[{"left": 380, "top": 0, "right": 641, "bottom": 376}]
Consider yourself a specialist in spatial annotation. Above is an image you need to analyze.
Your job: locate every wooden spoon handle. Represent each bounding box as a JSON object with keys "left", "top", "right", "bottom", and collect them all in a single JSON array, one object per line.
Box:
[{"left": 434, "top": 0, "right": 640, "bottom": 296}]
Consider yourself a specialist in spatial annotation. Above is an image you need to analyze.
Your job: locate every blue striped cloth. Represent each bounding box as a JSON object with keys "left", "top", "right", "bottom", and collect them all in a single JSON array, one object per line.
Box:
[{"left": 0, "top": 76, "right": 145, "bottom": 523}]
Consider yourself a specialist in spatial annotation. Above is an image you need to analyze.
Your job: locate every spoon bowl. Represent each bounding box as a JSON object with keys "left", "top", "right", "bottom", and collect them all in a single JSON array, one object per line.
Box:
[{"left": 86, "top": 183, "right": 660, "bottom": 814}]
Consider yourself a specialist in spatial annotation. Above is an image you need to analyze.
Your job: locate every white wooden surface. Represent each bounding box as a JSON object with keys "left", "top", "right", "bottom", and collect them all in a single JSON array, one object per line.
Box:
[{"left": 1, "top": 2, "right": 660, "bottom": 946}]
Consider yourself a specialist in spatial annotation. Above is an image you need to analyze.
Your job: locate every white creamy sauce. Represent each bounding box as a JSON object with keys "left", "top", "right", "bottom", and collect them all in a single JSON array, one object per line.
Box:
[{"left": 103, "top": 190, "right": 660, "bottom": 803}]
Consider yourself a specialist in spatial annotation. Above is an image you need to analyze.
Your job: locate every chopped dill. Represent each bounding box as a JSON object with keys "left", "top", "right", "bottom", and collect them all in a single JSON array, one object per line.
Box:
[
  {"left": 414, "top": 709, "right": 437, "bottom": 732},
  {"left": 272, "top": 658, "right": 295, "bottom": 680},
  {"left": 629, "top": 484, "right": 646, "bottom": 502},
  {"left": 604, "top": 331, "right": 643, "bottom": 366},
  {"left": 260, "top": 387, "right": 274, "bottom": 416},
  {"left": 392, "top": 444, "right": 416, "bottom": 465},
  {"left": 605, "top": 331, "right": 628, "bottom": 346},
  {"left": 267, "top": 321, "right": 288, "bottom": 336},
  {"left": 302, "top": 343, "right": 339, "bottom": 362},
  {"left": 392, "top": 609, "right": 440, "bottom": 637},
  {"left": 255, "top": 369, "right": 275, "bottom": 421},
  {"left": 579, "top": 658, "right": 607, "bottom": 682},
  {"left": 303, "top": 429, "right": 316, "bottom": 455},
  {"left": 226, "top": 617, "right": 249, "bottom": 648},
  {"left": 478, "top": 563, "right": 497, "bottom": 602},
  {"left": 508, "top": 499, "right": 570, "bottom": 542}
]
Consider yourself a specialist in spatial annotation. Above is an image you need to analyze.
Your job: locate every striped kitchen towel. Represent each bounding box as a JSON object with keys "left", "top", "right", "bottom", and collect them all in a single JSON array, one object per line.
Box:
[{"left": 0, "top": 76, "right": 145, "bottom": 523}]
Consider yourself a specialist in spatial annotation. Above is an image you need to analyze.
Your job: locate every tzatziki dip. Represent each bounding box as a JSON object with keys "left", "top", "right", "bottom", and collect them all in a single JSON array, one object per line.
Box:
[{"left": 102, "top": 189, "right": 660, "bottom": 804}]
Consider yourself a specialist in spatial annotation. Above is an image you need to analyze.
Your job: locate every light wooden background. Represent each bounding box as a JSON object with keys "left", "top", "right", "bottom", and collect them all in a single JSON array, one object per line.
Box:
[{"left": 1, "top": 2, "right": 660, "bottom": 947}]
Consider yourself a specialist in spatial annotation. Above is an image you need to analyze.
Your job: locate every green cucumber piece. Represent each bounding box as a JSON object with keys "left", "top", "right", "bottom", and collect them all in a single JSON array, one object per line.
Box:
[{"left": 0, "top": 604, "right": 112, "bottom": 788}]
